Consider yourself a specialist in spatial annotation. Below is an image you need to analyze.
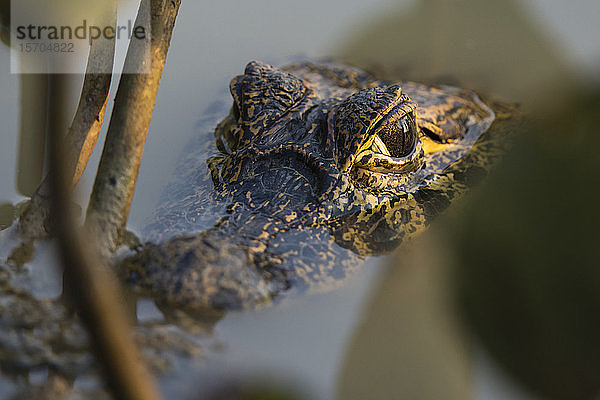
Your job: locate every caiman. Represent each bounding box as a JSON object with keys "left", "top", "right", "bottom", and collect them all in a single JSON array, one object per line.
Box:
[{"left": 122, "top": 61, "right": 501, "bottom": 310}]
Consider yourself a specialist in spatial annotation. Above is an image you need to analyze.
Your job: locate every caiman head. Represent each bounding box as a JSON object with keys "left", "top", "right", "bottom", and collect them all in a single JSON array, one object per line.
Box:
[{"left": 211, "top": 61, "right": 496, "bottom": 255}]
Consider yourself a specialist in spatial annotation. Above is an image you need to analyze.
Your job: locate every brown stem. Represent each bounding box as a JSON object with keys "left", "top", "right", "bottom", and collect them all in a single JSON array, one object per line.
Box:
[
  {"left": 85, "top": 0, "right": 182, "bottom": 253},
  {"left": 47, "top": 73, "right": 162, "bottom": 400},
  {"left": 18, "top": 2, "right": 116, "bottom": 239}
]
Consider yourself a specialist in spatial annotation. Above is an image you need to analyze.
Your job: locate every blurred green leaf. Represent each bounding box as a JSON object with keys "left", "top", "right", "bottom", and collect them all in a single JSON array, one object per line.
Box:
[
  {"left": 204, "top": 382, "right": 303, "bottom": 400},
  {"left": 338, "top": 0, "right": 578, "bottom": 108},
  {"left": 453, "top": 93, "right": 600, "bottom": 400}
]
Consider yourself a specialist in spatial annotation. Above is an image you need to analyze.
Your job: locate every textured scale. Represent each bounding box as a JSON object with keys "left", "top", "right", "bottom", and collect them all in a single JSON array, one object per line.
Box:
[{"left": 124, "top": 61, "right": 511, "bottom": 311}]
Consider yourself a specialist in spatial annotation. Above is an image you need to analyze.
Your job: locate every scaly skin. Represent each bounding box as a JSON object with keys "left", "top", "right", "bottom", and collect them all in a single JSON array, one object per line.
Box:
[{"left": 122, "top": 61, "right": 501, "bottom": 310}]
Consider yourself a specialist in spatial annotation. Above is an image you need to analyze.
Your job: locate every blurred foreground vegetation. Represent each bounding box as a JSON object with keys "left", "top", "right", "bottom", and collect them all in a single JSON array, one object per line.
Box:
[
  {"left": 337, "top": 1, "right": 599, "bottom": 399},
  {"left": 453, "top": 92, "right": 600, "bottom": 400}
]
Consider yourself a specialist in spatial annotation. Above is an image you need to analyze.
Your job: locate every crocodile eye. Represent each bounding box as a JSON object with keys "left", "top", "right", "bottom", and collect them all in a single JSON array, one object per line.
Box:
[
  {"left": 331, "top": 85, "right": 424, "bottom": 189},
  {"left": 375, "top": 113, "right": 418, "bottom": 158},
  {"left": 350, "top": 108, "right": 423, "bottom": 189}
]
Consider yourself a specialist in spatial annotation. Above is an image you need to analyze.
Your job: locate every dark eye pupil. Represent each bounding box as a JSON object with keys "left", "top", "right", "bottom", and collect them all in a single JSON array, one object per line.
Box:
[{"left": 379, "top": 115, "right": 417, "bottom": 158}]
